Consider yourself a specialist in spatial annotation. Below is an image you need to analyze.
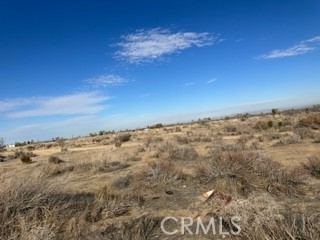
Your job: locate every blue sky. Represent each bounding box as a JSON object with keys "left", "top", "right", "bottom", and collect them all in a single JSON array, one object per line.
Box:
[{"left": 1, "top": 0, "right": 320, "bottom": 143}]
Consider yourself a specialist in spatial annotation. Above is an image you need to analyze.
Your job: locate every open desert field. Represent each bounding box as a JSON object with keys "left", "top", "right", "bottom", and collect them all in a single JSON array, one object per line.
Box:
[{"left": 1, "top": 107, "right": 320, "bottom": 239}]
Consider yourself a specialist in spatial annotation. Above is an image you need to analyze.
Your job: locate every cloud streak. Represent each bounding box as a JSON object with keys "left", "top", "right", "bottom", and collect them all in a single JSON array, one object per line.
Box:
[
  {"left": 85, "top": 74, "right": 127, "bottom": 87},
  {"left": 206, "top": 78, "right": 217, "bottom": 84},
  {"left": 1, "top": 92, "right": 109, "bottom": 118},
  {"left": 115, "top": 28, "right": 216, "bottom": 63},
  {"left": 259, "top": 35, "right": 320, "bottom": 59},
  {"left": 184, "top": 82, "right": 196, "bottom": 87}
]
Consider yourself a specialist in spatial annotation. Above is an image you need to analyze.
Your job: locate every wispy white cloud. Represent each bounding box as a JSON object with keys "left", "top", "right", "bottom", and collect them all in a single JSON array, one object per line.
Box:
[
  {"left": 184, "top": 82, "right": 196, "bottom": 87},
  {"left": 0, "top": 98, "right": 34, "bottom": 112},
  {"left": 259, "top": 35, "right": 320, "bottom": 59},
  {"left": 1, "top": 92, "right": 109, "bottom": 118},
  {"left": 206, "top": 78, "right": 217, "bottom": 84},
  {"left": 85, "top": 74, "right": 126, "bottom": 87},
  {"left": 139, "top": 93, "right": 152, "bottom": 98},
  {"left": 115, "top": 28, "right": 216, "bottom": 63}
]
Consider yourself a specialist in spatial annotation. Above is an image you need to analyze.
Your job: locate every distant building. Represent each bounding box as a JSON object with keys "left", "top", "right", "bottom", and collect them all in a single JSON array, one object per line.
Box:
[{"left": 6, "top": 144, "right": 15, "bottom": 148}]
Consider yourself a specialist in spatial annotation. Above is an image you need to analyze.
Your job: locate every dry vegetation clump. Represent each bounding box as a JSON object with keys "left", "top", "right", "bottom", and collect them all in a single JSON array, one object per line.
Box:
[
  {"left": 100, "top": 215, "right": 162, "bottom": 239},
  {"left": 92, "top": 186, "right": 143, "bottom": 221},
  {"left": 74, "top": 159, "right": 130, "bottom": 173},
  {"left": 43, "top": 162, "right": 75, "bottom": 176},
  {"left": 264, "top": 130, "right": 282, "bottom": 140},
  {"left": 112, "top": 174, "right": 134, "bottom": 188},
  {"left": 60, "top": 146, "right": 68, "bottom": 152},
  {"left": 224, "top": 123, "right": 253, "bottom": 135},
  {"left": 114, "top": 133, "right": 131, "bottom": 143},
  {"left": 224, "top": 124, "right": 238, "bottom": 133},
  {"left": 14, "top": 149, "right": 35, "bottom": 159},
  {"left": 114, "top": 133, "right": 132, "bottom": 148},
  {"left": 48, "top": 155, "right": 64, "bottom": 164},
  {"left": 237, "top": 133, "right": 254, "bottom": 147},
  {"left": 26, "top": 145, "right": 35, "bottom": 151},
  {"left": 98, "top": 161, "right": 130, "bottom": 173},
  {"left": 174, "top": 134, "right": 190, "bottom": 144},
  {"left": 274, "top": 134, "right": 302, "bottom": 146},
  {"left": 221, "top": 194, "right": 320, "bottom": 239},
  {"left": 144, "top": 135, "right": 163, "bottom": 148},
  {"left": 297, "top": 113, "right": 320, "bottom": 129},
  {"left": 154, "top": 142, "right": 199, "bottom": 161},
  {"left": 0, "top": 177, "right": 95, "bottom": 239},
  {"left": 214, "top": 142, "right": 246, "bottom": 152},
  {"left": 197, "top": 147, "right": 306, "bottom": 197},
  {"left": 254, "top": 120, "right": 269, "bottom": 130},
  {"left": 0, "top": 177, "right": 147, "bottom": 239},
  {"left": 20, "top": 153, "right": 32, "bottom": 164},
  {"left": 138, "top": 159, "right": 185, "bottom": 185},
  {"left": 293, "top": 126, "right": 315, "bottom": 139},
  {"left": 0, "top": 154, "right": 6, "bottom": 162},
  {"left": 304, "top": 155, "right": 320, "bottom": 178}
]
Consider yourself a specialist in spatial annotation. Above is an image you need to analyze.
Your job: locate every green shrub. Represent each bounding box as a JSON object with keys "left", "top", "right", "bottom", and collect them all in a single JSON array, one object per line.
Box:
[{"left": 268, "top": 120, "right": 273, "bottom": 128}]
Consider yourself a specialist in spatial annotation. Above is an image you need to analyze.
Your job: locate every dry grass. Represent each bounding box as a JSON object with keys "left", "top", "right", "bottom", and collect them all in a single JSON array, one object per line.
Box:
[
  {"left": 297, "top": 113, "right": 320, "bottom": 129},
  {"left": 48, "top": 155, "right": 63, "bottom": 164},
  {"left": 151, "top": 142, "right": 199, "bottom": 161},
  {"left": 20, "top": 154, "right": 32, "bottom": 164},
  {"left": 1, "top": 108, "right": 320, "bottom": 239},
  {"left": 274, "top": 134, "right": 302, "bottom": 146},
  {"left": 304, "top": 155, "right": 320, "bottom": 178},
  {"left": 221, "top": 194, "right": 320, "bottom": 240},
  {"left": 42, "top": 162, "right": 75, "bottom": 176},
  {"left": 197, "top": 147, "right": 306, "bottom": 197},
  {"left": 138, "top": 159, "right": 185, "bottom": 185},
  {"left": 0, "top": 176, "right": 94, "bottom": 239}
]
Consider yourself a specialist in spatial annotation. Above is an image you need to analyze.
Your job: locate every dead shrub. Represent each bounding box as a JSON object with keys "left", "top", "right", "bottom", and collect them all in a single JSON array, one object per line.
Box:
[
  {"left": 61, "top": 146, "right": 68, "bottom": 152},
  {"left": 159, "top": 142, "right": 198, "bottom": 161},
  {"left": 265, "top": 131, "right": 282, "bottom": 140},
  {"left": 197, "top": 149, "right": 305, "bottom": 197},
  {"left": 304, "top": 155, "right": 320, "bottom": 178},
  {"left": 215, "top": 142, "right": 245, "bottom": 152},
  {"left": 238, "top": 134, "right": 254, "bottom": 147},
  {"left": 43, "top": 163, "right": 74, "bottom": 176},
  {"left": 92, "top": 186, "right": 143, "bottom": 222},
  {"left": 112, "top": 175, "right": 133, "bottom": 188},
  {"left": 0, "top": 177, "right": 95, "bottom": 239},
  {"left": 297, "top": 113, "right": 320, "bottom": 129},
  {"left": 274, "top": 134, "right": 301, "bottom": 146},
  {"left": 114, "top": 133, "right": 131, "bottom": 143},
  {"left": 26, "top": 145, "right": 35, "bottom": 151},
  {"left": 174, "top": 135, "right": 189, "bottom": 144},
  {"left": 294, "top": 127, "right": 315, "bottom": 139},
  {"left": 144, "top": 136, "right": 163, "bottom": 148},
  {"left": 198, "top": 149, "right": 261, "bottom": 182},
  {"left": 224, "top": 124, "right": 238, "bottom": 133},
  {"left": 48, "top": 155, "right": 63, "bottom": 164},
  {"left": 140, "top": 160, "right": 184, "bottom": 184},
  {"left": 20, "top": 154, "right": 32, "bottom": 164},
  {"left": 101, "top": 216, "right": 162, "bottom": 239},
  {"left": 98, "top": 161, "right": 130, "bottom": 173},
  {"left": 14, "top": 149, "right": 35, "bottom": 159},
  {"left": 221, "top": 194, "right": 320, "bottom": 239},
  {"left": 115, "top": 141, "right": 122, "bottom": 148},
  {"left": 255, "top": 121, "right": 269, "bottom": 130}
]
